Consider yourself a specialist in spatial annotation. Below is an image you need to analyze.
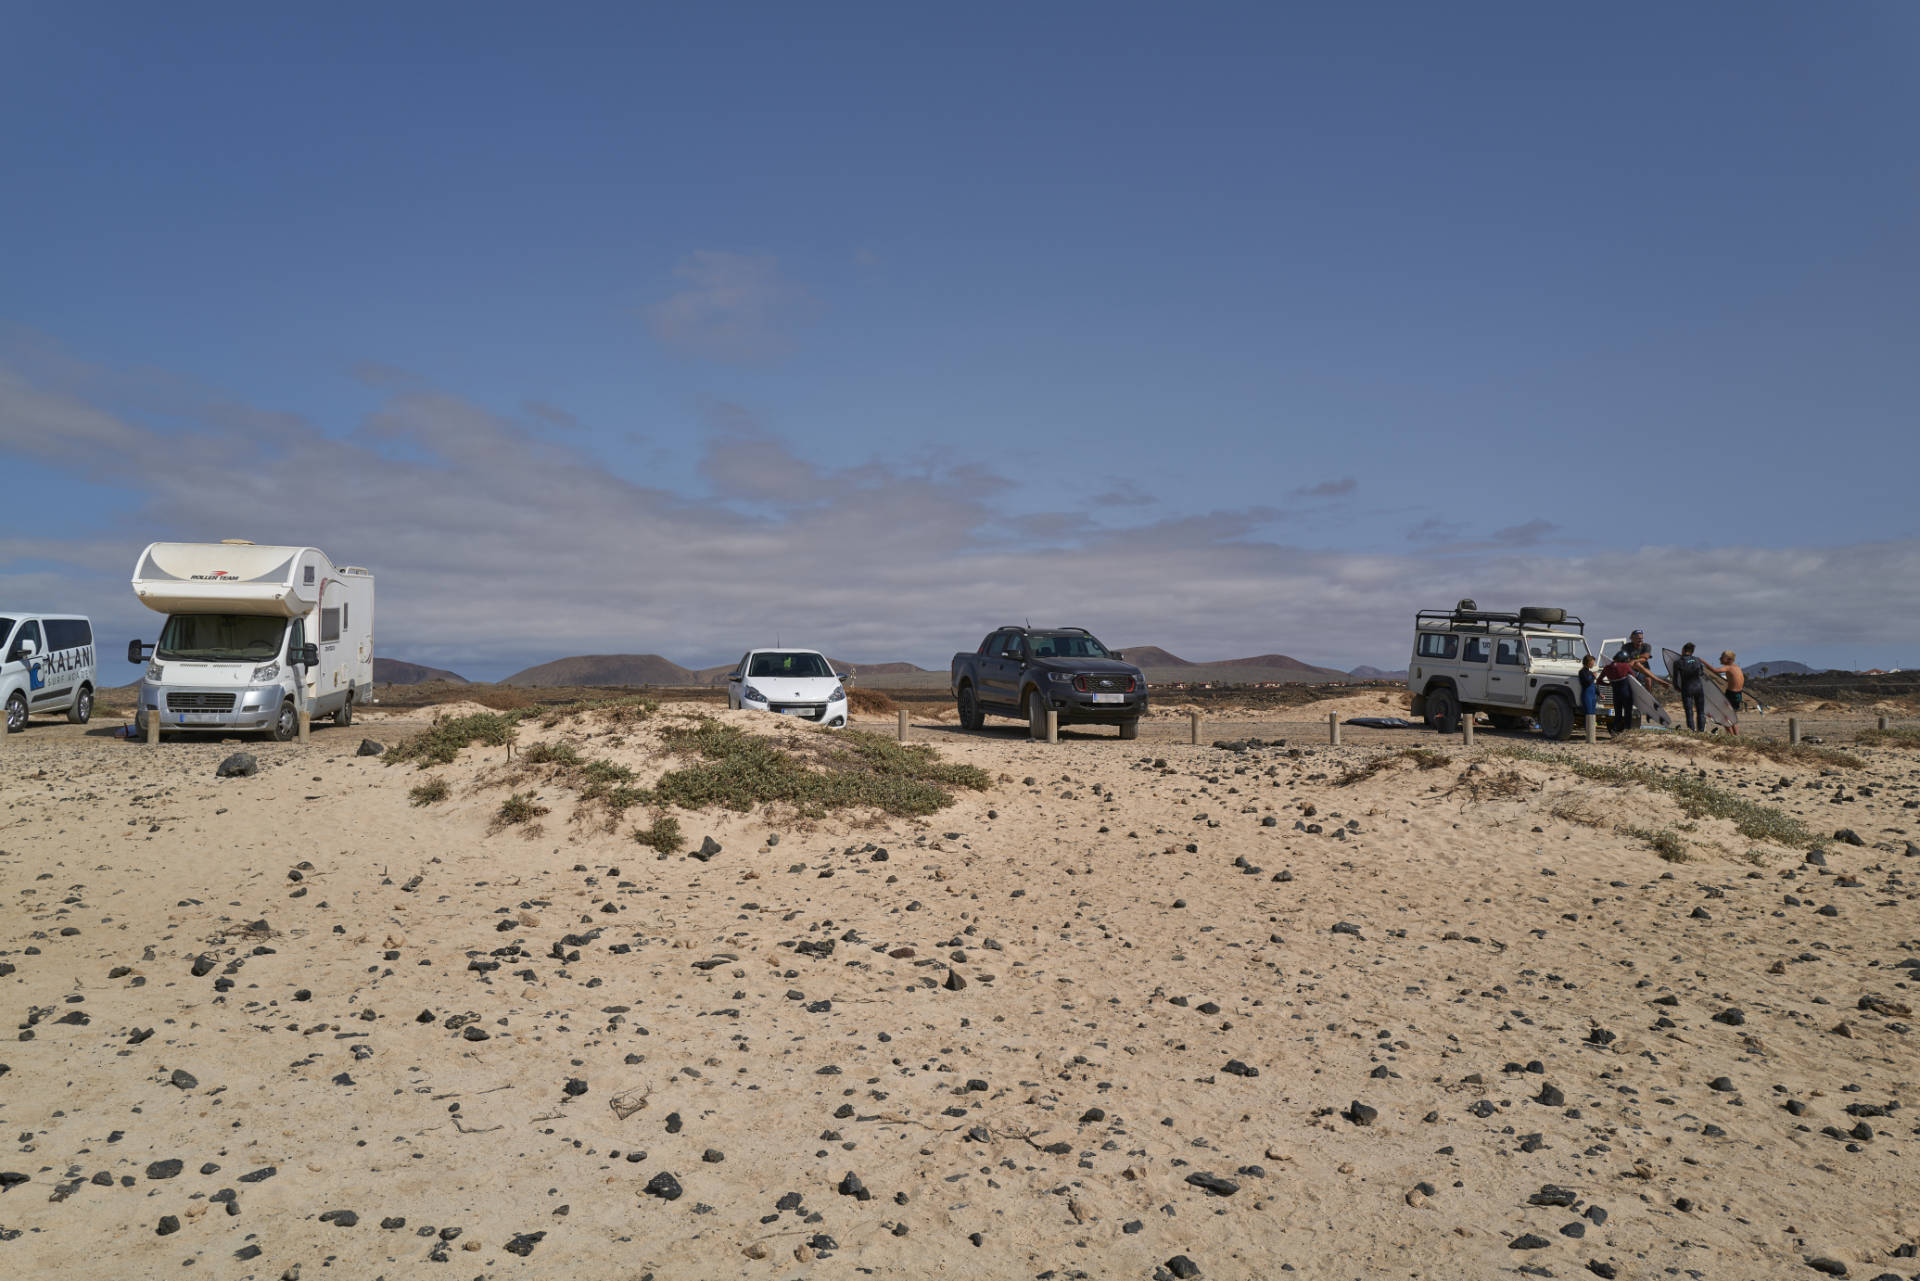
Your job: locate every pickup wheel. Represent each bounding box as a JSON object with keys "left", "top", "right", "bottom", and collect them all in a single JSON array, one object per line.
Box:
[
  {"left": 1424, "top": 686, "right": 1460, "bottom": 734},
  {"left": 1537, "top": 693, "right": 1574, "bottom": 741},
  {"left": 1118, "top": 718, "right": 1139, "bottom": 740},
  {"left": 1027, "top": 689, "right": 1048, "bottom": 740},
  {"left": 956, "top": 683, "right": 984, "bottom": 731}
]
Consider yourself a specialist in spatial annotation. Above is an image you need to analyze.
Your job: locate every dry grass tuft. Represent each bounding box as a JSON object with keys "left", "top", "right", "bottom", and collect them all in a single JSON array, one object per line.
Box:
[
  {"left": 848, "top": 687, "right": 899, "bottom": 715},
  {"left": 1501, "top": 745, "right": 1813, "bottom": 847},
  {"left": 1620, "top": 824, "right": 1689, "bottom": 862},
  {"left": 1336, "top": 747, "right": 1450, "bottom": 786},
  {"left": 1856, "top": 726, "right": 1920, "bottom": 748},
  {"left": 407, "top": 776, "right": 450, "bottom": 807},
  {"left": 1614, "top": 728, "right": 1863, "bottom": 770},
  {"left": 492, "top": 791, "right": 549, "bottom": 831}
]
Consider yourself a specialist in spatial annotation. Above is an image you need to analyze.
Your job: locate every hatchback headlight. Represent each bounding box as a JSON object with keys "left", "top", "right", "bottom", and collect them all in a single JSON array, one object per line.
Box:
[
  {"left": 145, "top": 661, "right": 164, "bottom": 683},
  {"left": 252, "top": 663, "right": 280, "bottom": 682},
  {"left": 743, "top": 685, "right": 768, "bottom": 703},
  {"left": 828, "top": 685, "right": 846, "bottom": 702}
]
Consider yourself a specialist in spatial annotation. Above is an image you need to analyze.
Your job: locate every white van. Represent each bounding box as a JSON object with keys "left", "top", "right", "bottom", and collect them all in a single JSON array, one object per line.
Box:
[
  {"left": 128, "top": 540, "right": 374, "bottom": 741},
  {"left": 2, "top": 613, "right": 97, "bottom": 732}
]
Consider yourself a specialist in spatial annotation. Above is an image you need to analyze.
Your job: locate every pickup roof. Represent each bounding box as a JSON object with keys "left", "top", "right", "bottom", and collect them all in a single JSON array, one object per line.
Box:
[{"left": 950, "top": 626, "right": 1147, "bottom": 740}]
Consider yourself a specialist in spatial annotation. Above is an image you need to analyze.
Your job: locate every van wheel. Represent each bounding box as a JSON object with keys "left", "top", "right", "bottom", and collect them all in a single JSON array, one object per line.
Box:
[
  {"left": 334, "top": 690, "right": 353, "bottom": 727},
  {"left": 1118, "top": 718, "right": 1139, "bottom": 740},
  {"left": 957, "top": 683, "right": 984, "bottom": 730},
  {"left": 272, "top": 700, "right": 298, "bottom": 742},
  {"left": 4, "top": 691, "right": 26, "bottom": 734},
  {"left": 1537, "top": 693, "right": 1574, "bottom": 741},
  {"left": 68, "top": 684, "right": 94, "bottom": 724},
  {"left": 1424, "top": 687, "right": 1459, "bottom": 734},
  {"left": 1027, "top": 689, "right": 1048, "bottom": 740}
]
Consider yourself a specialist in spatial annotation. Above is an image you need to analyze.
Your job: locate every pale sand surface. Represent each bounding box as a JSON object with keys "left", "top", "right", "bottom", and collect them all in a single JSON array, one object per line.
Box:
[{"left": 2, "top": 697, "right": 1916, "bottom": 1280}]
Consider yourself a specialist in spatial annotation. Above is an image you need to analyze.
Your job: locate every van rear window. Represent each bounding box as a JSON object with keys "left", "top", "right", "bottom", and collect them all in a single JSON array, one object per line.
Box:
[{"left": 1416, "top": 633, "right": 1457, "bottom": 659}]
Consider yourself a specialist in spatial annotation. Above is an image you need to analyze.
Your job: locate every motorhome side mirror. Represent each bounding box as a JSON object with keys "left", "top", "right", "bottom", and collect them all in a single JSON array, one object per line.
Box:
[
  {"left": 299, "top": 644, "right": 320, "bottom": 667},
  {"left": 128, "top": 640, "right": 146, "bottom": 664}
]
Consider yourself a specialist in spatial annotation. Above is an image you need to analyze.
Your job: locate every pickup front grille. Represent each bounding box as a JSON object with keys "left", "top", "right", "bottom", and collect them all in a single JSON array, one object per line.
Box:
[
  {"left": 1073, "top": 674, "right": 1137, "bottom": 693},
  {"left": 167, "top": 692, "right": 237, "bottom": 712}
]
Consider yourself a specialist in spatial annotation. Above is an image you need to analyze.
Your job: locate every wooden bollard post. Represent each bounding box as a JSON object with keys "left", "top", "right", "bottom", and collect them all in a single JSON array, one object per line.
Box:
[
  {"left": 1878, "top": 715, "right": 1889, "bottom": 732},
  {"left": 146, "top": 712, "right": 160, "bottom": 746},
  {"left": 1046, "top": 709, "right": 1058, "bottom": 744},
  {"left": 1328, "top": 712, "right": 1340, "bottom": 746},
  {"left": 297, "top": 707, "right": 310, "bottom": 743},
  {"left": 1461, "top": 714, "right": 1474, "bottom": 747},
  {"left": 1190, "top": 711, "right": 1201, "bottom": 745},
  {"left": 1788, "top": 716, "right": 1800, "bottom": 745},
  {"left": 897, "top": 708, "right": 908, "bottom": 741},
  {"left": 1585, "top": 713, "right": 1598, "bottom": 744}
]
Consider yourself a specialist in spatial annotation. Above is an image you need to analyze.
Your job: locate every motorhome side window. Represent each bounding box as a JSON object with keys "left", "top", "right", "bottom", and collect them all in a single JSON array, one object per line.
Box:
[
  {"left": 1416, "top": 633, "right": 1457, "bottom": 660},
  {"left": 320, "top": 609, "right": 341, "bottom": 643},
  {"left": 289, "top": 618, "right": 305, "bottom": 655},
  {"left": 304, "top": 566, "right": 316, "bottom": 585}
]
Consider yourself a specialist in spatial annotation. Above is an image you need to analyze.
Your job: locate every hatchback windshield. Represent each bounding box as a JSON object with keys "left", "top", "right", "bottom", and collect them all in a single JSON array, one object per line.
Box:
[
  {"left": 749, "top": 651, "right": 833, "bottom": 679},
  {"left": 1030, "top": 633, "right": 1112, "bottom": 660},
  {"left": 157, "top": 614, "right": 287, "bottom": 662}
]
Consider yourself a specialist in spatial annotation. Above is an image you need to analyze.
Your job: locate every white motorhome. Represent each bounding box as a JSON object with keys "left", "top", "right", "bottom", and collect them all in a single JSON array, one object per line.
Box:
[{"left": 129, "top": 540, "right": 374, "bottom": 741}]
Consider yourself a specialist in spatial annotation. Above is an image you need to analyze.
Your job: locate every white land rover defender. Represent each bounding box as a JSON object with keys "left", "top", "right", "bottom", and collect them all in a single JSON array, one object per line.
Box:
[{"left": 1407, "top": 602, "right": 1591, "bottom": 741}]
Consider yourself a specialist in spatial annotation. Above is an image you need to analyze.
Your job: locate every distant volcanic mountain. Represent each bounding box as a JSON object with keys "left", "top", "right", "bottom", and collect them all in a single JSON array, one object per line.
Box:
[{"left": 373, "top": 658, "right": 468, "bottom": 685}]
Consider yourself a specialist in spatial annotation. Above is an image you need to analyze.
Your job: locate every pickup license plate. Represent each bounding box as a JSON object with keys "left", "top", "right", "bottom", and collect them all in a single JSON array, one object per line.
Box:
[{"left": 1091, "top": 693, "right": 1125, "bottom": 704}]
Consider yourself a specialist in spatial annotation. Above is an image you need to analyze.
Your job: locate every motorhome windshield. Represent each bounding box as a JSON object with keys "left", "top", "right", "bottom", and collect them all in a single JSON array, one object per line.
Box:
[{"left": 157, "top": 614, "right": 287, "bottom": 663}]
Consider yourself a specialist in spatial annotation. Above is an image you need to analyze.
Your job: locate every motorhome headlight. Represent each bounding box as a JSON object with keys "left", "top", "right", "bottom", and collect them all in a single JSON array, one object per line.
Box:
[
  {"left": 145, "top": 661, "right": 164, "bottom": 683},
  {"left": 251, "top": 663, "right": 280, "bottom": 682},
  {"left": 828, "top": 685, "right": 846, "bottom": 702},
  {"left": 742, "top": 685, "right": 769, "bottom": 704}
]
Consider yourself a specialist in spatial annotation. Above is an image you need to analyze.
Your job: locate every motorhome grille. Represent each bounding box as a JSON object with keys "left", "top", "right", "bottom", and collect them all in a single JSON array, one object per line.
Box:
[{"left": 167, "top": 692, "right": 237, "bottom": 712}]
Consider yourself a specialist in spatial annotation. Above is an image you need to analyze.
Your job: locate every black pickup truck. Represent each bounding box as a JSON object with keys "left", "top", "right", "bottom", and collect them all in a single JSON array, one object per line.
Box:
[{"left": 950, "top": 626, "right": 1148, "bottom": 739}]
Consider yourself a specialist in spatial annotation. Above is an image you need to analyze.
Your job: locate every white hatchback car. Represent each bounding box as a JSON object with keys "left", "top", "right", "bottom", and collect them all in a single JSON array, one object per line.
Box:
[{"left": 725, "top": 649, "right": 850, "bottom": 728}]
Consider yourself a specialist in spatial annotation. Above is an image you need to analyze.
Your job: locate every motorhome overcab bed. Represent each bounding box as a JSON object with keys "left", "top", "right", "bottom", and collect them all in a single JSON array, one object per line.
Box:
[{"left": 129, "top": 540, "right": 373, "bottom": 741}]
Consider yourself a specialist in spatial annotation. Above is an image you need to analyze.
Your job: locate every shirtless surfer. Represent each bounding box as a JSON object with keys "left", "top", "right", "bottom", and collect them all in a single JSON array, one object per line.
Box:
[{"left": 1707, "top": 650, "right": 1746, "bottom": 734}]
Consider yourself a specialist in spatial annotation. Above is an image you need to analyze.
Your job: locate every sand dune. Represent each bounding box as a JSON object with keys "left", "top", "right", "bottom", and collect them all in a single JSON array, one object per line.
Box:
[{"left": 1, "top": 697, "right": 1915, "bottom": 1278}]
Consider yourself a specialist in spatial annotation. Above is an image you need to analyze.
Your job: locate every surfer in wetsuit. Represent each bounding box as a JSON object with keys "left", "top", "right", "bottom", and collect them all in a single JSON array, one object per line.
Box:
[
  {"left": 1671, "top": 642, "right": 1709, "bottom": 733},
  {"left": 1707, "top": 650, "right": 1745, "bottom": 734},
  {"left": 1603, "top": 650, "right": 1638, "bottom": 736}
]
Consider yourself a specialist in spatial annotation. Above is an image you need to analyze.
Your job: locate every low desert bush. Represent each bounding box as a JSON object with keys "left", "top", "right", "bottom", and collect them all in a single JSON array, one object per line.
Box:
[
  {"left": 387, "top": 710, "right": 527, "bottom": 767},
  {"left": 1336, "top": 747, "right": 1449, "bottom": 786},
  {"left": 1856, "top": 726, "right": 1920, "bottom": 748},
  {"left": 521, "top": 740, "right": 583, "bottom": 766},
  {"left": 631, "top": 814, "right": 684, "bottom": 854},
  {"left": 649, "top": 719, "right": 990, "bottom": 818},
  {"left": 408, "top": 776, "right": 451, "bottom": 806},
  {"left": 848, "top": 687, "right": 899, "bottom": 715},
  {"left": 494, "top": 792, "right": 549, "bottom": 827},
  {"left": 1502, "top": 745, "right": 1812, "bottom": 847},
  {"left": 1620, "top": 824, "right": 1690, "bottom": 862},
  {"left": 1614, "top": 728, "right": 1862, "bottom": 770}
]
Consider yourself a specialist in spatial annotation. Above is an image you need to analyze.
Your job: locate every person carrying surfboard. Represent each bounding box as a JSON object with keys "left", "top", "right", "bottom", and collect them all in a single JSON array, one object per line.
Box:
[
  {"left": 1671, "top": 642, "right": 1711, "bottom": 733},
  {"left": 1707, "top": 650, "right": 1745, "bottom": 733},
  {"left": 1603, "top": 649, "right": 1639, "bottom": 736}
]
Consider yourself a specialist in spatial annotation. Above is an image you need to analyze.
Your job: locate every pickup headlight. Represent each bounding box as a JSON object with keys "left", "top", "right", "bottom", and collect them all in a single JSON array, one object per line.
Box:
[
  {"left": 743, "top": 685, "right": 769, "bottom": 703},
  {"left": 828, "top": 685, "right": 846, "bottom": 702},
  {"left": 145, "top": 661, "right": 164, "bottom": 683},
  {"left": 251, "top": 663, "right": 280, "bottom": 682},
  {"left": 1047, "top": 671, "right": 1078, "bottom": 684}
]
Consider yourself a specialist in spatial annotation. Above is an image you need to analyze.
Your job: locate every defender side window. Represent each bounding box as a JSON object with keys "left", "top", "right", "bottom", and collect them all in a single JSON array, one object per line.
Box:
[
  {"left": 1462, "top": 637, "right": 1490, "bottom": 664},
  {"left": 1416, "top": 633, "right": 1458, "bottom": 660},
  {"left": 1496, "top": 638, "right": 1523, "bottom": 666}
]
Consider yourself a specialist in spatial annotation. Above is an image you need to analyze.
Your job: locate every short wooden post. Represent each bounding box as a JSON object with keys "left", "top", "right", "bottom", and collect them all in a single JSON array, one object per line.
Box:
[
  {"left": 897, "top": 708, "right": 908, "bottom": 741},
  {"left": 1189, "top": 711, "right": 1201, "bottom": 745},
  {"left": 1328, "top": 712, "right": 1340, "bottom": 746},
  {"left": 1046, "top": 709, "right": 1058, "bottom": 744},
  {"left": 1878, "top": 715, "right": 1889, "bottom": 732},
  {"left": 1788, "top": 717, "right": 1800, "bottom": 745},
  {"left": 146, "top": 712, "right": 160, "bottom": 746},
  {"left": 297, "top": 707, "right": 311, "bottom": 743},
  {"left": 1584, "top": 713, "right": 1598, "bottom": 745},
  {"left": 1461, "top": 714, "right": 1474, "bottom": 747}
]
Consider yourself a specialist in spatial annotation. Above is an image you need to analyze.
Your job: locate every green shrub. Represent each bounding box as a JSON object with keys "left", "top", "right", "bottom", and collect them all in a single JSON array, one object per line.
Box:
[
  {"left": 408, "top": 776, "right": 450, "bottom": 806},
  {"left": 631, "top": 814, "right": 683, "bottom": 854},
  {"left": 495, "top": 792, "right": 549, "bottom": 827},
  {"left": 522, "top": 740, "right": 583, "bottom": 766},
  {"left": 1856, "top": 726, "right": 1920, "bottom": 748},
  {"left": 1621, "top": 824, "right": 1689, "bottom": 862},
  {"left": 386, "top": 711, "right": 528, "bottom": 767},
  {"left": 648, "top": 720, "right": 990, "bottom": 818},
  {"left": 1502, "top": 745, "right": 1813, "bottom": 847}
]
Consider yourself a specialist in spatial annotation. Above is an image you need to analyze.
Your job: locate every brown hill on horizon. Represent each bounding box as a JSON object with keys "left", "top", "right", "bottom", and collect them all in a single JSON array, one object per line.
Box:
[
  {"left": 1113, "top": 645, "right": 1192, "bottom": 667},
  {"left": 373, "top": 657, "right": 468, "bottom": 685},
  {"left": 502, "top": 654, "right": 696, "bottom": 687}
]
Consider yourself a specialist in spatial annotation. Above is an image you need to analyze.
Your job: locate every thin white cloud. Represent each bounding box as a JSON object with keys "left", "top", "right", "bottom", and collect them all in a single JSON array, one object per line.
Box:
[
  {"left": 646, "top": 251, "right": 812, "bottom": 362},
  {"left": 1296, "top": 476, "right": 1357, "bottom": 498},
  {"left": 2, "top": 353, "right": 1914, "bottom": 676}
]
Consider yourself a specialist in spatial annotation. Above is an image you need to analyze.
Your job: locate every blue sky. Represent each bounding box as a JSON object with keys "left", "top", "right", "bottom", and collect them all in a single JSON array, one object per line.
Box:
[{"left": 3, "top": 3, "right": 1917, "bottom": 679}]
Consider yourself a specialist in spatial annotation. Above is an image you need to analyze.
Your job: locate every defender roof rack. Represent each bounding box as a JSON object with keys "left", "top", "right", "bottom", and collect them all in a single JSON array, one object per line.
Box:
[{"left": 1416, "top": 607, "right": 1585, "bottom": 633}]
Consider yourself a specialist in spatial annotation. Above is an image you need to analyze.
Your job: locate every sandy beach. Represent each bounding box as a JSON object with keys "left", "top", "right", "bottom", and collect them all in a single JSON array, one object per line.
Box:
[{"left": 2, "top": 695, "right": 1916, "bottom": 1280}]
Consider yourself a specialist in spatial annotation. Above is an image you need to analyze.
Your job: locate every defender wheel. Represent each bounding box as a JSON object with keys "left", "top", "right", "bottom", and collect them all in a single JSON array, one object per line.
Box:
[
  {"left": 1118, "top": 718, "right": 1139, "bottom": 740},
  {"left": 271, "top": 700, "right": 299, "bottom": 743},
  {"left": 1537, "top": 694, "right": 1574, "bottom": 741},
  {"left": 1425, "top": 687, "right": 1459, "bottom": 734},
  {"left": 1027, "top": 689, "right": 1048, "bottom": 740},
  {"left": 67, "top": 684, "right": 93, "bottom": 725},
  {"left": 957, "top": 683, "right": 984, "bottom": 731},
  {"left": 4, "top": 691, "right": 26, "bottom": 734},
  {"left": 334, "top": 690, "right": 353, "bottom": 727}
]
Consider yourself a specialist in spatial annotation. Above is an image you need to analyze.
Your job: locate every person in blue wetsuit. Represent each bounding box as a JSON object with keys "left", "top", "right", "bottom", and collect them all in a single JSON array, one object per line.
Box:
[
  {"left": 1671, "top": 642, "right": 1709, "bottom": 732},
  {"left": 1578, "top": 654, "right": 1599, "bottom": 721}
]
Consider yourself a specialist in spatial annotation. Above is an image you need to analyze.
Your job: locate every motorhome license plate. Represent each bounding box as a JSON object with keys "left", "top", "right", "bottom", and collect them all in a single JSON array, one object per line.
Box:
[
  {"left": 179, "top": 714, "right": 220, "bottom": 724},
  {"left": 1092, "top": 693, "right": 1124, "bottom": 704}
]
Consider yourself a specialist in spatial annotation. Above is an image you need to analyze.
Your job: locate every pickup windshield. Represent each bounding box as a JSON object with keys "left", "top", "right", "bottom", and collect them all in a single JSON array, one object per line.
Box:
[
  {"left": 749, "top": 651, "right": 833, "bottom": 679},
  {"left": 157, "top": 614, "right": 287, "bottom": 663},
  {"left": 1031, "top": 633, "right": 1111, "bottom": 660}
]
